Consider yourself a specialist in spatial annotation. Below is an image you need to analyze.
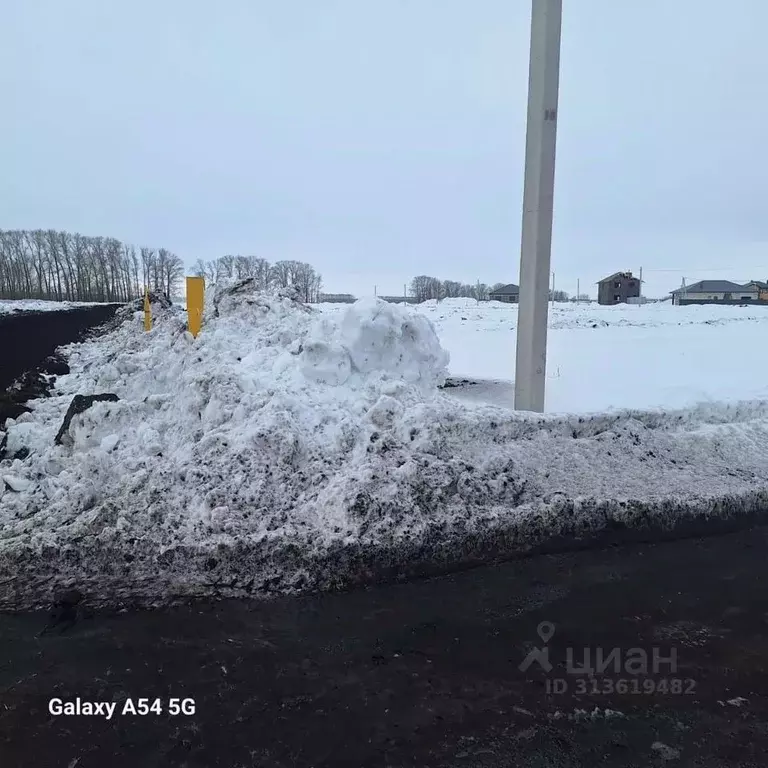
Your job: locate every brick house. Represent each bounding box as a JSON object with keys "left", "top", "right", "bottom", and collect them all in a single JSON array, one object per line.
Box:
[{"left": 596, "top": 272, "right": 641, "bottom": 306}]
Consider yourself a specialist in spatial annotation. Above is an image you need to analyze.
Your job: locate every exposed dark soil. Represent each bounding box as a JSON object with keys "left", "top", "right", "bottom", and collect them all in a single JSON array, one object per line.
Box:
[
  {"left": 439, "top": 378, "right": 477, "bottom": 389},
  {"left": 2, "top": 526, "right": 768, "bottom": 767},
  {"left": 0, "top": 304, "right": 121, "bottom": 390}
]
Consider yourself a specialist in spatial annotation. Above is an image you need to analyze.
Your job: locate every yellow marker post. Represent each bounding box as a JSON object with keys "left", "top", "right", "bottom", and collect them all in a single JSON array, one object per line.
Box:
[
  {"left": 143, "top": 287, "right": 152, "bottom": 331},
  {"left": 186, "top": 276, "right": 205, "bottom": 338}
]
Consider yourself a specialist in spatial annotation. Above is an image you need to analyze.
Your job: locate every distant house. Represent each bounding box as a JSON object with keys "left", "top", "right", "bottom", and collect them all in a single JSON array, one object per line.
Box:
[
  {"left": 488, "top": 283, "right": 519, "bottom": 303},
  {"left": 596, "top": 272, "right": 641, "bottom": 305},
  {"left": 743, "top": 280, "right": 768, "bottom": 302},
  {"left": 669, "top": 280, "right": 762, "bottom": 306}
]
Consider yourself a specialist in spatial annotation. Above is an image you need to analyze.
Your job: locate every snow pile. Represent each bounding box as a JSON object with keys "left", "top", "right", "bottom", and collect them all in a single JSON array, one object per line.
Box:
[
  {"left": 0, "top": 287, "right": 461, "bottom": 605},
  {"left": 4, "top": 284, "right": 768, "bottom": 609}
]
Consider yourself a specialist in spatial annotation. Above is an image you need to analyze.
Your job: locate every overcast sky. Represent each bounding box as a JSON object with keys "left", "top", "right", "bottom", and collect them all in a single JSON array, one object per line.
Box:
[{"left": 3, "top": 0, "right": 767, "bottom": 298}]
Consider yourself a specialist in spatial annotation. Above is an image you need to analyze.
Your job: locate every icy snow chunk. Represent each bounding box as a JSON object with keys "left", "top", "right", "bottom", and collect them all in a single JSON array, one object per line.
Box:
[
  {"left": 97, "top": 364, "right": 120, "bottom": 386},
  {"left": 2, "top": 474, "right": 31, "bottom": 493},
  {"left": 338, "top": 298, "right": 449, "bottom": 390},
  {"left": 136, "top": 425, "right": 162, "bottom": 456},
  {"left": 367, "top": 395, "right": 404, "bottom": 429},
  {"left": 144, "top": 394, "right": 172, "bottom": 410},
  {"left": 100, "top": 434, "right": 120, "bottom": 452},
  {"left": 300, "top": 341, "right": 352, "bottom": 385}
]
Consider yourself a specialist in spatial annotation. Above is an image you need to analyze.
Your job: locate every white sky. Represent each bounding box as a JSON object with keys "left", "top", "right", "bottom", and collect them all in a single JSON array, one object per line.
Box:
[{"left": 3, "top": 0, "right": 768, "bottom": 299}]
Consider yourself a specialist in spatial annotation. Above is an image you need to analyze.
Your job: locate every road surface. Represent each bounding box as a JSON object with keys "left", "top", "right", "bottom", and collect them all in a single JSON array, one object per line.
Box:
[{"left": 2, "top": 526, "right": 768, "bottom": 766}]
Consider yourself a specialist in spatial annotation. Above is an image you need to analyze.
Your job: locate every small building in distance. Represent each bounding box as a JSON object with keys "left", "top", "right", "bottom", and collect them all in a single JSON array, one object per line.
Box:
[
  {"left": 742, "top": 280, "right": 768, "bottom": 301},
  {"left": 488, "top": 283, "right": 519, "bottom": 303},
  {"left": 670, "top": 280, "right": 763, "bottom": 306},
  {"left": 596, "top": 272, "right": 641, "bottom": 305}
]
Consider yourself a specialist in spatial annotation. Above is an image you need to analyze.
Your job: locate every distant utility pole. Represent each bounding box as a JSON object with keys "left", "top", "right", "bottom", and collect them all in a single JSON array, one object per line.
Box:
[
  {"left": 403, "top": 283, "right": 407, "bottom": 303},
  {"left": 639, "top": 266, "right": 643, "bottom": 298},
  {"left": 374, "top": 285, "right": 377, "bottom": 297},
  {"left": 551, "top": 271, "right": 555, "bottom": 306},
  {"left": 577, "top": 278, "right": 580, "bottom": 304},
  {"left": 514, "top": 0, "right": 563, "bottom": 413}
]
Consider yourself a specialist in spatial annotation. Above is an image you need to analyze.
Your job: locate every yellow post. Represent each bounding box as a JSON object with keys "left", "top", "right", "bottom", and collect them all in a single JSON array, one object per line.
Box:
[
  {"left": 186, "top": 276, "right": 205, "bottom": 338},
  {"left": 143, "top": 287, "right": 152, "bottom": 331}
]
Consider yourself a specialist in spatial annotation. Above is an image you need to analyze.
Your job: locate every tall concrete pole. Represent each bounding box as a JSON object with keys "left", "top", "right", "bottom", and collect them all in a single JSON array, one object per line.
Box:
[{"left": 514, "top": 0, "right": 563, "bottom": 413}]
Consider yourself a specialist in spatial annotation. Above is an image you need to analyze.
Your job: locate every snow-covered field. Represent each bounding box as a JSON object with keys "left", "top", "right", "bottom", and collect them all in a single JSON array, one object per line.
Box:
[
  {"left": 318, "top": 298, "right": 768, "bottom": 413},
  {"left": 0, "top": 299, "right": 106, "bottom": 314},
  {"left": 3, "top": 289, "right": 768, "bottom": 609}
]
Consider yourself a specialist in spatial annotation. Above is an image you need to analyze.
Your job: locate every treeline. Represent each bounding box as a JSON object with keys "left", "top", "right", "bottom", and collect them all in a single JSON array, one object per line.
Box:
[
  {"left": 0, "top": 229, "right": 183, "bottom": 302},
  {"left": 409, "top": 275, "right": 496, "bottom": 302},
  {"left": 409, "top": 274, "right": 593, "bottom": 302},
  {"left": 192, "top": 255, "right": 322, "bottom": 303}
]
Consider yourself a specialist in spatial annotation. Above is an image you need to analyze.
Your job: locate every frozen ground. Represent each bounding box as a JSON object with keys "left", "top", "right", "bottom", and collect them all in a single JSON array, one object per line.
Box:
[{"left": 3, "top": 289, "right": 768, "bottom": 609}]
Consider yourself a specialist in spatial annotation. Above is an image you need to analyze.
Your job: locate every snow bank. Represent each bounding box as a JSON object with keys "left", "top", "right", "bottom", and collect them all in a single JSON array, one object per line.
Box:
[
  {"left": 0, "top": 299, "right": 106, "bottom": 314},
  {"left": 4, "top": 284, "right": 768, "bottom": 609}
]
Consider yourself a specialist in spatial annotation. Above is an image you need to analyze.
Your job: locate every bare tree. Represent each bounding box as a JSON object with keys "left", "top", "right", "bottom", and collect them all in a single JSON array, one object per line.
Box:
[
  {"left": 217, "top": 255, "right": 236, "bottom": 280},
  {"left": 410, "top": 276, "right": 440, "bottom": 302},
  {"left": 160, "top": 251, "right": 184, "bottom": 297},
  {"left": 249, "top": 257, "right": 271, "bottom": 291},
  {"left": 269, "top": 260, "right": 293, "bottom": 289},
  {"left": 441, "top": 280, "right": 462, "bottom": 298},
  {"left": 290, "top": 262, "right": 323, "bottom": 303},
  {"left": 233, "top": 255, "right": 252, "bottom": 279},
  {"left": 0, "top": 228, "right": 179, "bottom": 302}
]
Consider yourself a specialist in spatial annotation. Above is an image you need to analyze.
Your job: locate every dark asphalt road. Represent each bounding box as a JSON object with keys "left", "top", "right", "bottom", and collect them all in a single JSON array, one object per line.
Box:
[{"left": 2, "top": 526, "right": 768, "bottom": 767}]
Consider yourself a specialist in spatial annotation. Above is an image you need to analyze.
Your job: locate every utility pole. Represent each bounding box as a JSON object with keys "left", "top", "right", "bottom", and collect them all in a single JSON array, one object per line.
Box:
[
  {"left": 639, "top": 266, "right": 643, "bottom": 299},
  {"left": 403, "top": 283, "right": 407, "bottom": 303},
  {"left": 374, "top": 285, "right": 377, "bottom": 297},
  {"left": 577, "top": 278, "right": 580, "bottom": 304},
  {"left": 514, "top": 0, "right": 563, "bottom": 413},
  {"left": 551, "top": 271, "right": 555, "bottom": 306}
]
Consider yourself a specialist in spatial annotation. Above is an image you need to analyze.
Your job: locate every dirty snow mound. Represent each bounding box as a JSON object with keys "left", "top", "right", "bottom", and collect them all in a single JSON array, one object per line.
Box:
[
  {"left": 4, "top": 283, "right": 768, "bottom": 609},
  {"left": 0, "top": 288, "right": 456, "bottom": 605}
]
